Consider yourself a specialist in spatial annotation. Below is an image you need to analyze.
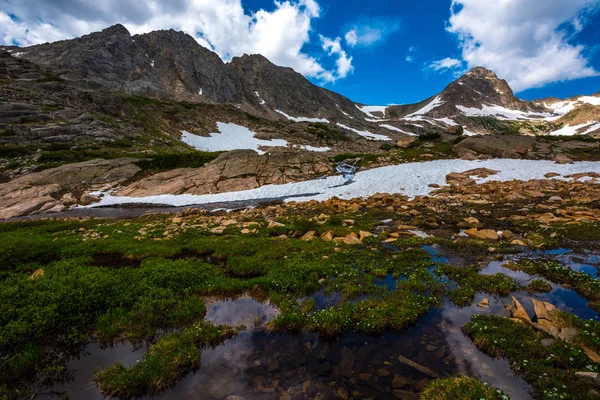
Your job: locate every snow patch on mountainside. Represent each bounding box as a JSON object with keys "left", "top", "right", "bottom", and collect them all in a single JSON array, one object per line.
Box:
[
  {"left": 545, "top": 96, "right": 600, "bottom": 115},
  {"left": 457, "top": 104, "right": 553, "bottom": 120},
  {"left": 380, "top": 124, "right": 417, "bottom": 136},
  {"left": 88, "top": 159, "right": 600, "bottom": 208},
  {"left": 550, "top": 122, "right": 600, "bottom": 136},
  {"left": 357, "top": 105, "right": 388, "bottom": 119},
  {"left": 181, "top": 123, "right": 288, "bottom": 155},
  {"left": 275, "top": 110, "right": 329, "bottom": 123},
  {"left": 406, "top": 96, "right": 444, "bottom": 117},
  {"left": 336, "top": 123, "right": 391, "bottom": 141}
]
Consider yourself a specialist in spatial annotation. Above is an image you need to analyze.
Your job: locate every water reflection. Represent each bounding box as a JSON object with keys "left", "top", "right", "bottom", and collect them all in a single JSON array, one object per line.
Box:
[{"left": 481, "top": 261, "right": 599, "bottom": 320}]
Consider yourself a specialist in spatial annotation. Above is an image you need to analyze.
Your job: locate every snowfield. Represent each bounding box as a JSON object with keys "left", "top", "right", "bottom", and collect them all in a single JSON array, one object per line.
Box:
[
  {"left": 356, "top": 105, "right": 388, "bottom": 119},
  {"left": 457, "top": 104, "right": 554, "bottom": 120},
  {"left": 181, "top": 122, "right": 331, "bottom": 154},
  {"left": 88, "top": 159, "right": 600, "bottom": 208},
  {"left": 406, "top": 96, "right": 444, "bottom": 117},
  {"left": 550, "top": 122, "right": 600, "bottom": 136},
  {"left": 181, "top": 123, "right": 288, "bottom": 155},
  {"left": 545, "top": 96, "right": 600, "bottom": 115},
  {"left": 379, "top": 124, "right": 417, "bottom": 136},
  {"left": 336, "top": 123, "right": 391, "bottom": 141},
  {"left": 275, "top": 110, "right": 329, "bottom": 123}
]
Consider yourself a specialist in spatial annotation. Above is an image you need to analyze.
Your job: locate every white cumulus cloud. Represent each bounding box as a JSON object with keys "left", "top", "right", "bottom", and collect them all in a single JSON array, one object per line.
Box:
[
  {"left": 344, "top": 17, "right": 401, "bottom": 48},
  {"left": 428, "top": 57, "right": 463, "bottom": 71},
  {"left": 0, "top": 0, "right": 353, "bottom": 83},
  {"left": 321, "top": 36, "right": 354, "bottom": 80},
  {"left": 446, "top": 0, "right": 600, "bottom": 91}
]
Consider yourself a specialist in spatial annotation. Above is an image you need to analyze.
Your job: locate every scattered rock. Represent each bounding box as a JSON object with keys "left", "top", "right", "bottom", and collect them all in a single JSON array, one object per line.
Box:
[
  {"left": 29, "top": 269, "right": 45, "bottom": 280},
  {"left": 301, "top": 231, "right": 316, "bottom": 241},
  {"left": 554, "top": 154, "right": 574, "bottom": 164},
  {"left": 397, "top": 355, "right": 438, "bottom": 378},
  {"left": 477, "top": 298, "right": 490, "bottom": 309},
  {"left": 509, "top": 297, "right": 532, "bottom": 325},
  {"left": 476, "top": 229, "right": 500, "bottom": 241},
  {"left": 559, "top": 327, "right": 578, "bottom": 343},
  {"left": 395, "top": 136, "right": 420, "bottom": 148},
  {"left": 392, "top": 374, "right": 410, "bottom": 389}
]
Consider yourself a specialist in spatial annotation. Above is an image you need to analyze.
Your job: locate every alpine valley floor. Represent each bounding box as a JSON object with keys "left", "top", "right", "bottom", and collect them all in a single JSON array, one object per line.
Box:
[{"left": 3, "top": 171, "right": 600, "bottom": 400}]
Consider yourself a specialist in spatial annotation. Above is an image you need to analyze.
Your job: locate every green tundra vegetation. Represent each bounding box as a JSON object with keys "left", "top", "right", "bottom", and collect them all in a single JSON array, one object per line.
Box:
[
  {"left": 420, "top": 376, "right": 508, "bottom": 400},
  {"left": 0, "top": 211, "right": 599, "bottom": 399}
]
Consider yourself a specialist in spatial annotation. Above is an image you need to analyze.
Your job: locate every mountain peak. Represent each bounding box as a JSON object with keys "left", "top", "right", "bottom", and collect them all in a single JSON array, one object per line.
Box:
[
  {"left": 100, "top": 24, "right": 131, "bottom": 36},
  {"left": 465, "top": 66, "right": 499, "bottom": 79}
]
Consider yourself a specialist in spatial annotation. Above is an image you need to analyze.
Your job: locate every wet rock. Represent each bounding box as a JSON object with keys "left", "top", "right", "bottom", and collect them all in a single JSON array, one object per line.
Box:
[
  {"left": 393, "top": 389, "right": 418, "bottom": 400},
  {"left": 392, "top": 374, "right": 410, "bottom": 389},
  {"left": 509, "top": 297, "right": 532, "bottom": 325},
  {"left": 267, "top": 354, "right": 280, "bottom": 372},
  {"left": 336, "top": 387, "right": 349, "bottom": 400},
  {"left": 359, "top": 373, "right": 373, "bottom": 381},
  {"left": 532, "top": 298, "right": 558, "bottom": 334},
  {"left": 396, "top": 355, "right": 438, "bottom": 378},
  {"left": 477, "top": 298, "right": 490, "bottom": 309},
  {"left": 339, "top": 347, "right": 355, "bottom": 377}
]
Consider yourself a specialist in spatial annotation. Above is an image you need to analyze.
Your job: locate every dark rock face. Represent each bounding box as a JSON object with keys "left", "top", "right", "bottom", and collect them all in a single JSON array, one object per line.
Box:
[
  {"left": 15, "top": 24, "right": 360, "bottom": 120},
  {"left": 230, "top": 54, "right": 359, "bottom": 119},
  {"left": 388, "top": 67, "right": 548, "bottom": 119}
]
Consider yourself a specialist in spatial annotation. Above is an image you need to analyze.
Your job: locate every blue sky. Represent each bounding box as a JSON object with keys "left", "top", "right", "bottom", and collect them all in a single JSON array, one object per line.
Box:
[{"left": 2, "top": 0, "right": 600, "bottom": 105}]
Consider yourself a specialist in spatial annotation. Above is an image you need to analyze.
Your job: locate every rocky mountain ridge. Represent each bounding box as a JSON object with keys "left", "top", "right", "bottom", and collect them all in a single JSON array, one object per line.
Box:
[{"left": 8, "top": 24, "right": 362, "bottom": 122}]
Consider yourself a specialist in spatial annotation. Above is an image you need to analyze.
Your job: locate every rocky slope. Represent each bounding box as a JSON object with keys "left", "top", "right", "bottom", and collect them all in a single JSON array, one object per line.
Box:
[
  {"left": 362, "top": 67, "right": 600, "bottom": 137},
  {"left": 7, "top": 24, "right": 362, "bottom": 121}
]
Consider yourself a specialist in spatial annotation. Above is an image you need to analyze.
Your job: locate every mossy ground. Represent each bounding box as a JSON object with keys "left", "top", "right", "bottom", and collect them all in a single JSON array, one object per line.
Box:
[
  {"left": 463, "top": 315, "right": 600, "bottom": 400},
  {"left": 420, "top": 376, "right": 508, "bottom": 400}
]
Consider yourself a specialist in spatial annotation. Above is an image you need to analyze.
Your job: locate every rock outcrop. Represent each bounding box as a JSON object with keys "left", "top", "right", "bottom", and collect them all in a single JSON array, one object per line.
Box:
[
  {"left": 0, "top": 158, "right": 140, "bottom": 219},
  {"left": 453, "top": 135, "right": 536, "bottom": 159},
  {"left": 117, "top": 150, "right": 333, "bottom": 197}
]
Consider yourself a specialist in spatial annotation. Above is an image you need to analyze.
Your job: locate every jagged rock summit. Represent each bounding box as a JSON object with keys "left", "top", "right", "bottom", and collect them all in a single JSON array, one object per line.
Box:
[
  {"left": 387, "top": 66, "right": 547, "bottom": 119},
  {"left": 13, "top": 24, "right": 361, "bottom": 121}
]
